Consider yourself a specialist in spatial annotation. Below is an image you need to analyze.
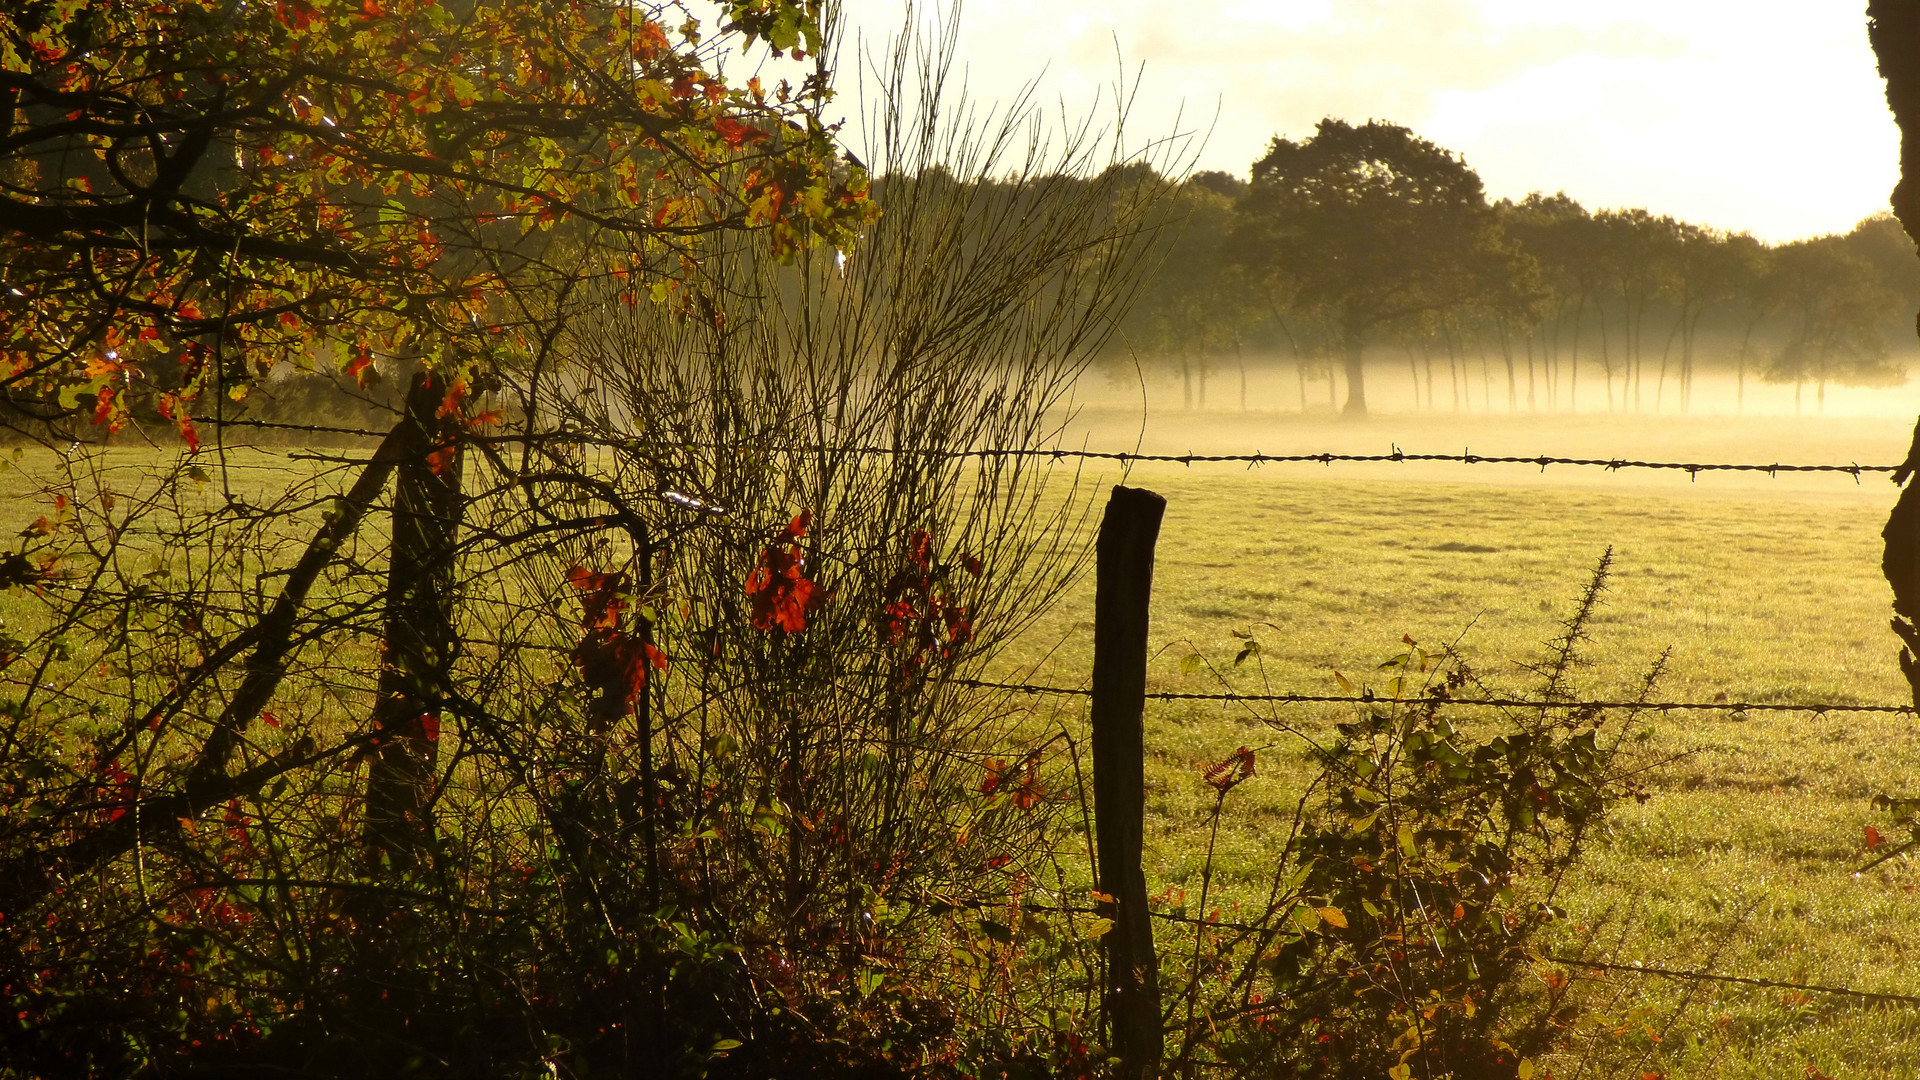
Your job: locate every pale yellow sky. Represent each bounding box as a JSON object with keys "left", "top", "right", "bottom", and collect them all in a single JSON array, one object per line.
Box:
[{"left": 836, "top": 0, "right": 1902, "bottom": 244}]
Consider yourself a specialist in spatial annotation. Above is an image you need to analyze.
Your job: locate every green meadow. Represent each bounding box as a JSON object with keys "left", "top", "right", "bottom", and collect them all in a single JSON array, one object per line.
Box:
[
  {"left": 1002, "top": 408, "right": 1920, "bottom": 1079},
  {"left": 11, "top": 408, "right": 1920, "bottom": 1077}
]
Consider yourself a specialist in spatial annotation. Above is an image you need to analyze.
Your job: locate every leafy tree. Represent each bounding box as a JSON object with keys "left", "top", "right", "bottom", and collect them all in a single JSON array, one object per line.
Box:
[
  {"left": 1719, "top": 231, "right": 1779, "bottom": 413},
  {"left": 0, "top": 0, "right": 873, "bottom": 929},
  {"left": 0, "top": 0, "right": 873, "bottom": 442},
  {"left": 1499, "top": 192, "right": 1602, "bottom": 412},
  {"left": 1764, "top": 236, "right": 1904, "bottom": 410},
  {"left": 1840, "top": 212, "right": 1920, "bottom": 340},
  {"left": 1122, "top": 179, "right": 1262, "bottom": 409},
  {"left": 1236, "top": 118, "right": 1531, "bottom": 416}
]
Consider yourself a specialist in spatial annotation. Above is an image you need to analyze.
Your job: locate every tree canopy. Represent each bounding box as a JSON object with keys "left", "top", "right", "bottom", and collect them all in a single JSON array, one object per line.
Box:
[
  {"left": 1234, "top": 118, "right": 1533, "bottom": 416},
  {"left": 0, "top": 0, "right": 874, "bottom": 444}
]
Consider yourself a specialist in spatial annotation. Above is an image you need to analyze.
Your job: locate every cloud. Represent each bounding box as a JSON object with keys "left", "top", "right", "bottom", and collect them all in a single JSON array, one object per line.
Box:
[{"left": 836, "top": 0, "right": 1899, "bottom": 240}]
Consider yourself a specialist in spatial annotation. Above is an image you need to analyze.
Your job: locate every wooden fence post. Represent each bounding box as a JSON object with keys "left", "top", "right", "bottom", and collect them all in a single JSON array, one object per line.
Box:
[{"left": 1092, "top": 484, "right": 1165, "bottom": 1080}]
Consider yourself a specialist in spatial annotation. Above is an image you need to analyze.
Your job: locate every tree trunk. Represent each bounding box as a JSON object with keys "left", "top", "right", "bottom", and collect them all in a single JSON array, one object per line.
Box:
[
  {"left": 1869, "top": 2, "right": 1920, "bottom": 741},
  {"left": 1499, "top": 326, "right": 1518, "bottom": 412},
  {"left": 1525, "top": 335, "right": 1537, "bottom": 412},
  {"left": 1869, "top": 2, "right": 1920, "bottom": 260},
  {"left": 1655, "top": 316, "right": 1682, "bottom": 414},
  {"left": 363, "top": 371, "right": 464, "bottom": 875},
  {"left": 1341, "top": 316, "right": 1368, "bottom": 417}
]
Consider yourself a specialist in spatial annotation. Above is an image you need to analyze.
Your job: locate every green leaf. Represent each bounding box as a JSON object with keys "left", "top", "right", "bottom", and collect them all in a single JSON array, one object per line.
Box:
[
  {"left": 1179, "top": 652, "right": 1203, "bottom": 676},
  {"left": 976, "top": 918, "right": 1013, "bottom": 944},
  {"left": 1333, "top": 670, "right": 1354, "bottom": 694}
]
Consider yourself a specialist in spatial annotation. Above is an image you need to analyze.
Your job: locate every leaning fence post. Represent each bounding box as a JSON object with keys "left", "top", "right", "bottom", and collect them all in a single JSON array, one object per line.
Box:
[{"left": 1092, "top": 484, "right": 1165, "bottom": 1080}]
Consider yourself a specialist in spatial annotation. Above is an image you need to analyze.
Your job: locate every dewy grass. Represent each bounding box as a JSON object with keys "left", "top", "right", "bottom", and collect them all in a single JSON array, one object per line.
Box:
[
  {"left": 9, "top": 414, "right": 1918, "bottom": 1076},
  {"left": 989, "top": 454, "right": 1919, "bottom": 1079}
]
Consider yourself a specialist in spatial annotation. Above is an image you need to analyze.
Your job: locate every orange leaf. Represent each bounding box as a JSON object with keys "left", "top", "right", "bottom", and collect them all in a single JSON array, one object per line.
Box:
[
  {"left": 344, "top": 347, "right": 373, "bottom": 385},
  {"left": 437, "top": 376, "right": 467, "bottom": 419}
]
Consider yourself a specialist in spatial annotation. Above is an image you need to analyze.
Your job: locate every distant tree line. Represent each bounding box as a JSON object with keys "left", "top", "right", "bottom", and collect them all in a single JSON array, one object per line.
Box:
[{"left": 1115, "top": 118, "right": 1920, "bottom": 416}]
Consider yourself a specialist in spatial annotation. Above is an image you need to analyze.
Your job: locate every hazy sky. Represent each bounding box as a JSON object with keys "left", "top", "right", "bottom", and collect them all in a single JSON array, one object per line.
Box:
[{"left": 835, "top": 0, "right": 1901, "bottom": 244}]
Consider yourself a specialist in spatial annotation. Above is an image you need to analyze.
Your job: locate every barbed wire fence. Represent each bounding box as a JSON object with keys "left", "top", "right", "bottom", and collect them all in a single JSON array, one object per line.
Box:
[
  {"left": 950, "top": 676, "right": 1916, "bottom": 716},
  {"left": 199, "top": 416, "right": 1906, "bottom": 480},
  {"left": 201, "top": 413, "right": 1920, "bottom": 1019}
]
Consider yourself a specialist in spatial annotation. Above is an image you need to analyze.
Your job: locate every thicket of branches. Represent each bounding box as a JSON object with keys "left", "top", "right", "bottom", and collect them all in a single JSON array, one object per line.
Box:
[{"left": 0, "top": 6, "right": 1189, "bottom": 1076}]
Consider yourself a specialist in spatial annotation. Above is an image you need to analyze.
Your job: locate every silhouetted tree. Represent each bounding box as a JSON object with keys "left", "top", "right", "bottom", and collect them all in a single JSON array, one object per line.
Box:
[
  {"left": 1236, "top": 119, "right": 1530, "bottom": 416},
  {"left": 1765, "top": 237, "right": 1903, "bottom": 411},
  {"left": 1124, "top": 182, "right": 1261, "bottom": 408}
]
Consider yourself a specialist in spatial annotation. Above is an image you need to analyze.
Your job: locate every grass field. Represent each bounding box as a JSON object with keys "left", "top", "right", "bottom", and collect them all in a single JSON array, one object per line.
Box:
[
  {"left": 1001, "top": 410, "right": 1920, "bottom": 1079},
  {"left": 11, "top": 409, "right": 1920, "bottom": 1077}
]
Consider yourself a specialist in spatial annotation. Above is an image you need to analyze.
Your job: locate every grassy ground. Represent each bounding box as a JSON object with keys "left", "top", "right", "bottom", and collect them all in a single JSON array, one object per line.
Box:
[
  {"left": 1000, "top": 410, "right": 1920, "bottom": 1079},
  {"left": 13, "top": 410, "right": 1920, "bottom": 1077}
]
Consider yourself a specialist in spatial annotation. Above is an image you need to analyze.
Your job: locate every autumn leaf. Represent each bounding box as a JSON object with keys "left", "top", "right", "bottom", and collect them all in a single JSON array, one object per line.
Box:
[{"left": 1201, "top": 746, "right": 1257, "bottom": 792}]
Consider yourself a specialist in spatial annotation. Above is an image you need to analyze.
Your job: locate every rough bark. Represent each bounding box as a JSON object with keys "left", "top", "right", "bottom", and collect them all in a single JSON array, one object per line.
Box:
[
  {"left": 1870, "top": 1, "right": 1920, "bottom": 707},
  {"left": 363, "top": 371, "right": 464, "bottom": 874}
]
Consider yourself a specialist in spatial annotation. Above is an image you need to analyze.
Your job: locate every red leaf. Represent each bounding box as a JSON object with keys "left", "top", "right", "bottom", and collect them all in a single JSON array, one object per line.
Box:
[
  {"left": 1867, "top": 825, "right": 1884, "bottom": 849},
  {"left": 567, "top": 567, "right": 627, "bottom": 629},
  {"left": 344, "top": 347, "right": 374, "bottom": 385},
  {"left": 713, "top": 117, "right": 766, "bottom": 149},
  {"left": 436, "top": 376, "right": 467, "bottom": 419},
  {"left": 260, "top": 711, "right": 280, "bottom": 729},
  {"left": 420, "top": 714, "right": 440, "bottom": 742},
  {"left": 1202, "top": 746, "right": 1257, "bottom": 792}
]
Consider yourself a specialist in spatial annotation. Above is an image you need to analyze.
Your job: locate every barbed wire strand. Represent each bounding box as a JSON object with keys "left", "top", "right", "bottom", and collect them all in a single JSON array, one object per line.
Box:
[
  {"left": 193, "top": 419, "right": 1900, "bottom": 480},
  {"left": 949, "top": 677, "right": 1916, "bottom": 715},
  {"left": 1547, "top": 955, "right": 1920, "bottom": 1008}
]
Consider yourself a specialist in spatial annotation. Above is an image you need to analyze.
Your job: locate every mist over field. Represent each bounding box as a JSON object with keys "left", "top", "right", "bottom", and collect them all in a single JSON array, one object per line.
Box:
[{"left": 7, "top": 2, "right": 1920, "bottom": 1079}]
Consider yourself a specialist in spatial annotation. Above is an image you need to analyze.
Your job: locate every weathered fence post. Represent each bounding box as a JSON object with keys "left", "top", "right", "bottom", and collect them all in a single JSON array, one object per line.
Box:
[
  {"left": 1092, "top": 484, "right": 1165, "bottom": 1080},
  {"left": 364, "top": 370, "right": 463, "bottom": 875}
]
